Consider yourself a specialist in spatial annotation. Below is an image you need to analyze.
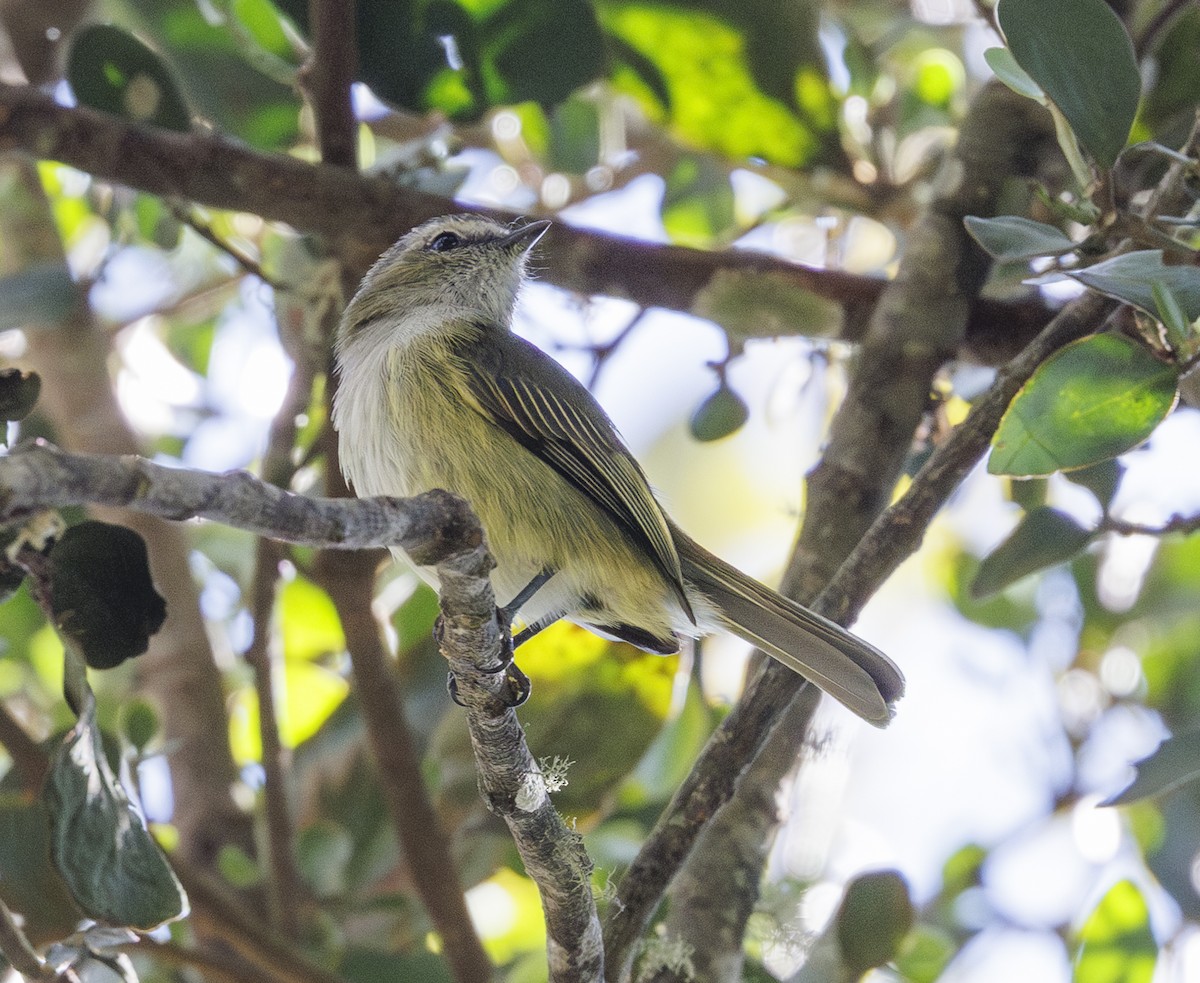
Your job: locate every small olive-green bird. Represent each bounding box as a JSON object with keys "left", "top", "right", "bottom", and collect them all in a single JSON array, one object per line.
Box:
[{"left": 332, "top": 214, "right": 903, "bottom": 725}]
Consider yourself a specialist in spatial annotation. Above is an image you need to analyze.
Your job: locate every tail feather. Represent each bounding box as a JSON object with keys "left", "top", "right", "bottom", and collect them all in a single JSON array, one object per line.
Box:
[{"left": 676, "top": 534, "right": 904, "bottom": 727}]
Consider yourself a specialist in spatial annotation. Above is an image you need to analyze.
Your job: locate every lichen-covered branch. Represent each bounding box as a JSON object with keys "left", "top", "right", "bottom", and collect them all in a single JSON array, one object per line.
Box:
[
  {"left": 435, "top": 546, "right": 605, "bottom": 983},
  {"left": 0, "top": 442, "right": 479, "bottom": 554}
]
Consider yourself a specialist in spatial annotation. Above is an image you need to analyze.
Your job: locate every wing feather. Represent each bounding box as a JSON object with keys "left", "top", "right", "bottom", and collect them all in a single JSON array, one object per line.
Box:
[{"left": 451, "top": 326, "right": 693, "bottom": 620}]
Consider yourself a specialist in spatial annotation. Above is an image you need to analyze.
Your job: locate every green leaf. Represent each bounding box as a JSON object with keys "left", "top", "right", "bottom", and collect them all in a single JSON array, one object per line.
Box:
[
  {"left": 601, "top": 4, "right": 822, "bottom": 167},
  {"left": 983, "top": 46, "right": 1045, "bottom": 101},
  {"left": 1104, "top": 731, "right": 1200, "bottom": 805},
  {"left": 894, "top": 925, "right": 957, "bottom": 983},
  {"left": 67, "top": 24, "right": 192, "bottom": 132},
  {"left": 44, "top": 695, "right": 188, "bottom": 928},
  {"left": 690, "top": 383, "right": 750, "bottom": 442},
  {"left": 1067, "top": 251, "right": 1200, "bottom": 322},
  {"left": 834, "top": 870, "right": 915, "bottom": 978},
  {"left": 49, "top": 522, "right": 167, "bottom": 670},
  {"left": 120, "top": 697, "right": 161, "bottom": 755},
  {"left": 0, "top": 368, "right": 41, "bottom": 424},
  {"left": 971, "top": 507, "right": 1094, "bottom": 598},
  {"left": 964, "top": 215, "right": 1076, "bottom": 261},
  {"left": 1062, "top": 459, "right": 1125, "bottom": 510},
  {"left": 1074, "top": 880, "right": 1157, "bottom": 983},
  {"left": 691, "top": 269, "right": 842, "bottom": 342},
  {"left": 1152, "top": 281, "right": 1192, "bottom": 349},
  {"left": 997, "top": 0, "right": 1139, "bottom": 168},
  {"left": 662, "top": 155, "right": 736, "bottom": 247},
  {"left": 989, "top": 334, "right": 1178, "bottom": 477}
]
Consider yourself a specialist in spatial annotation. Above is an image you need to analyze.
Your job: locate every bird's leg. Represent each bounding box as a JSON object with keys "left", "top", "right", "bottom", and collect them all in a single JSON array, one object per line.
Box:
[
  {"left": 511, "top": 614, "right": 560, "bottom": 649},
  {"left": 445, "top": 567, "right": 555, "bottom": 709},
  {"left": 499, "top": 567, "right": 556, "bottom": 626}
]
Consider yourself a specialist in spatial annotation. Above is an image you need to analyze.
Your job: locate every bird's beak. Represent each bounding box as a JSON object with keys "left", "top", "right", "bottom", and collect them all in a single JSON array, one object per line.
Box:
[{"left": 497, "top": 220, "right": 551, "bottom": 252}]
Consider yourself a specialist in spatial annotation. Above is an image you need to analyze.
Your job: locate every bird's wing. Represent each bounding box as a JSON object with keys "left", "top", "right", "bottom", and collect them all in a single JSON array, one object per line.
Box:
[{"left": 450, "top": 324, "right": 693, "bottom": 621}]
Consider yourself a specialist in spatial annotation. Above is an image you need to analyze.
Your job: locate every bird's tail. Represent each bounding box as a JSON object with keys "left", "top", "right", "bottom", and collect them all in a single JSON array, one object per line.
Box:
[{"left": 676, "top": 533, "right": 904, "bottom": 727}]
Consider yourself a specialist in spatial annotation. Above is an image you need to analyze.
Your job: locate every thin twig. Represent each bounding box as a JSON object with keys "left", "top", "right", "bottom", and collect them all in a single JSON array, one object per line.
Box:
[
  {"left": 1135, "top": 0, "right": 1196, "bottom": 58},
  {"left": 167, "top": 202, "right": 287, "bottom": 290},
  {"left": 0, "top": 896, "right": 79, "bottom": 982},
  {"left": 242, "top": 538, "right": 304, "bottom": 938},
  {"left": 1100, "top": 512, "right": 1200, "bottom": 537},
  {"left": 173, "top": 863, "right": 348, "bottom": 983}
]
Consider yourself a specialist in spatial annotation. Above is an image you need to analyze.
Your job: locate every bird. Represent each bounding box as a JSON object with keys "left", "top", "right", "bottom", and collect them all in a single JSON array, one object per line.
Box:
[{"left": 331, "top": 213, "right": 903, "bottom": 725}]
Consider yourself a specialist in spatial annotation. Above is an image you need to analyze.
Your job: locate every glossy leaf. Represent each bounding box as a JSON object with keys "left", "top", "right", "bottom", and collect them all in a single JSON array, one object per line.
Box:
[
  {"left": 983, "top": 46, "right": 1044, "bottom": 101},
  {"left": 690, "top": 383, "right": 750, "bottom": 442},
  {"left": 601, "top": 4, "right": 821, "bottom": 167},
  {"left": 1074, "top": 880, "right": 1156, "bottom": 983},
  {"left": 989, "top": 334, "right": 1178, "bottom": 477},
  {"left": 1105, "top": 731, "right": 1200, "bottom": 805},
  {"left": 971, "top": 508, "right": 1094, "bottom": 598},
  {"left": 835, "top": 870, "right": 915, "bottom": 978},
  {"left": 1067, "top": 251, "right": 1200, "bottom": 322},
  {"left": 44, "top": 696, "right": 188, "bottom": 928},
  {"left": 67, "top": 24, "right": 192, "bottom": 132},
  {"left": 998, "top": 0, "right": 1139, "bottom": 168},
  {"left": 964, "top": 215, "right": 1076, "bottom": 261},
  {"left": 49, "top": 522, "right": 167, "bottom": 670}
]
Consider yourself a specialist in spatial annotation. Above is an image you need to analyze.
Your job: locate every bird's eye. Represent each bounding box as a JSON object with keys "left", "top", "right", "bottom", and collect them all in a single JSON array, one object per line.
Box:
[{"left": 428, "top": 231, "right": 462, "bottom": 252}]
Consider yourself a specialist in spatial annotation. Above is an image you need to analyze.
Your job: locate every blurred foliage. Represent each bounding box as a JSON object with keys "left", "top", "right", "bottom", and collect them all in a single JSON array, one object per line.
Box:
[{"left": 1, "top": 0, "right": 1200, "bottom": 980}]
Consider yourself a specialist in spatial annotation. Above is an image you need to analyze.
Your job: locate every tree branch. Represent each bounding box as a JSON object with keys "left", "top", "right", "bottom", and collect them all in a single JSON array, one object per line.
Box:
[
  {"left": 0, "top": 81, "right": 1055, "bottom": 362},
  {"left": 433, "top": 544, "right": 604, "bottom": 983},
  {"left": 602, "top": 81, "right": 1056, "bottom": 981},
  {"left": 301, "top": 0, "right": 359, "bottom": 169},
  {"left": 0, "top": 442, "right": 602, "bottom": 978},
  {"left": 312, "top": 548, "right": 496, "bottom": 983},
  {"left": 0, "top": 442, "right": 481, "bottom": 554}
]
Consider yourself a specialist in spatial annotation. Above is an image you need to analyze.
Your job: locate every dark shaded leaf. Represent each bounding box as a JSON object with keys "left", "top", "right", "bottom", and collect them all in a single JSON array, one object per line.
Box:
[
  {"left": 989, "top": 334, "right": 1178, "bottom": 477},
  {"left": 998, "top": 0, "right": 1139, "bottom": 168},
  {"left": 690, "top": 383, "right": 749, "bottom": 442},
  {"left": 1105, "top": 731, "right": 1200, "bottom": 805},
  {"left": 1063, "top": 458, "right": 1125, "bottom": 510},
  {"left": 49, "top": 522, "right": 167, "bottom": 670},
  {"left": 964, "top": 215, "right": 1076, "bottom": 261},
  {"left": 835, "top": 870, "right": 915, "bottom": 978},
  {"left": 971, "top": 507, "right": 1094, "bottom": 598},
  {"left": 0, "top": 368, "right": 41, "bottom": 423},
  {"left": 1067, "top": 250, "right": 1200, "bottom": 321},
  {"left": 44, "top": 697, "right": 187, "bottom": 928},
  {"left": 67, "top": 24, "right": 192, "bottom": 131}
]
